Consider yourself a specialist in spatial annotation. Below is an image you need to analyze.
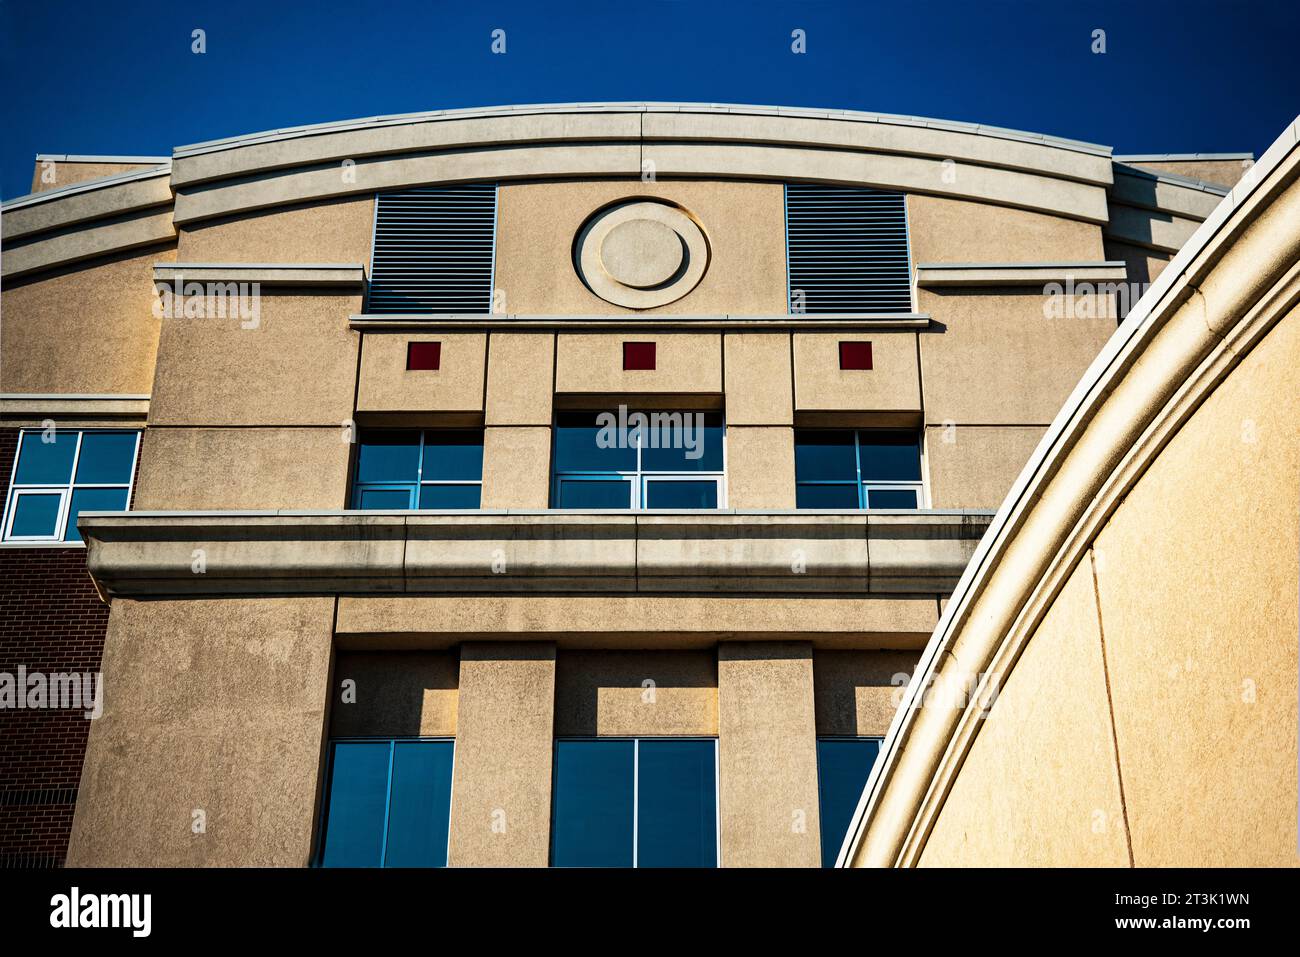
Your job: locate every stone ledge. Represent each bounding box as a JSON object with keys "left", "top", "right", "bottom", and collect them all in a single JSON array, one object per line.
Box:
[
  {"left": 79, "top": 509, "right": 993, "bottom": 597},
  {"left": 914, "top": 262, "right": 1129, "bottom": 288},
  {"left": 153, "top": 263, "right": 365, "bottom": 287}
]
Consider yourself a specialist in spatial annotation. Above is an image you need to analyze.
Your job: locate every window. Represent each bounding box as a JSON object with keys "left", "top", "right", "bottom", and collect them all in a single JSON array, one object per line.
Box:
[
  {"left": 785, "top": 183, "right": 912, "bottom": 314},
  {"left": 2, "top": 429, "right": 139, "bottom": 543},
  {"left": 316, "top": 738, "right": 455, "bottom": 867},
  {"left": 551, "top": 411, "right": 725, "bottom": 509},
  {"left": 816, "top": 737, "right": 882, "bottom": 867},
  {"left": 368, "top": 184, "right": 498, "bottom": 314},
  {"left": 351, "top": 429, "right": 483, "bottom": 509},
  {"left": 551, "top": 738, "right": 718, "bottom": 867},
  {"left": 794, "top": 429, "right": 923, "bottom": 509}
]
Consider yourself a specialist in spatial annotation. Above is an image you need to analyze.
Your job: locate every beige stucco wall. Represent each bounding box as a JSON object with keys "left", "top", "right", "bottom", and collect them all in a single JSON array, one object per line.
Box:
[
  {"left": 486, "top": 332, "right": 555, "bottom": 426},
  {"left": 917, "top": 290, "right": 1117, "bottom": 426},
  {"left": 813, "top": 650, "right": 920, "bottom": 736},
  {"left": 329, "top": 651, "right": 459, "bottom": 737},
  {"left": 724, "top": 332, "right": 793, "bottom": 425},
  {"left": 148, "top": 292, "right": 360, "bottom": 427},
  {"left": 554, "top": 650, "right": 717, "bottom": 736},
  {"left": 68, "top": 596, "right": 334, "bottom": 866},
  {"left": 337, "top": 594, "right": 941, "bottom": 650},
  {"left": 175, "top": 195, "right": 375, "bottom": 264},
  {"left": 726, "top": 426, "right": 795, "bottom": 508},
  {"left": 30, "top": 160, "right": 163, "bottom": 193},
  {"left": 356, "top": 331, "right": 486, "bottom": 414},
  {"left": 481, "top": 426, "right": 551, "bottom": 508},
  {"left": 494, "top": 179, "right": 786, "bottom": 315},
  {"left": 793, "top": 331, "right": 920, "bottom": 413},
  {"left": 447, "top": 643, "right": 556, "bottom": 867},
  {"left": 924, "top": 424, "right": 1047, "bottom": 509},
  {"left": 907, "top": 194, "right": 1106, "bottom": 264},
  {"left": 717, "top": 642, "right": 822, "bottom": 867},
  {"left": 134, "top": 426, "right": 351, "bottom": 509},
  {"left": 1125, "top": 159, "right": 1248, "bottom": 189},
  {"left": 919, "top": 559, "right": 1131, "bottom": 866},
  {"left": 554, "top": 332, "right": 722, "bottom": 395},
  {"left": 1088, "top": 305, "right": 1299, "bottom": 866},
  {"left": 0, "top": 245, "right": 171, "bottom": 394}
]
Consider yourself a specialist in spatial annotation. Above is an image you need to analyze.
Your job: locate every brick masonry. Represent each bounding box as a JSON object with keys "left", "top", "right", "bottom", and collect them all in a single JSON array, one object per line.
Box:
[{"left": 0, "top": 427, "right": 131, "bottom": 867}]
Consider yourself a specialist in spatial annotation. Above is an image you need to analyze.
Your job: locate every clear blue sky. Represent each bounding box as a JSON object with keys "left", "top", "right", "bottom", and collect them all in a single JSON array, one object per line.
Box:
[{"left": 2, "top": 0, "right": 1297, "bottom": 199}]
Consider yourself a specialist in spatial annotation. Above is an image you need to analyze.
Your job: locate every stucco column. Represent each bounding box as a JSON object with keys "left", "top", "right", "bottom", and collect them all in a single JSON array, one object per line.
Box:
[
  {"left": 68, "top": 596, "right": 335, "bottom": 866},
  {"left": 717, "top": 641, "right": 822, "bottom": 867},
  {"left": 447, "top": 642, "right": 557, "bottom": 867}
]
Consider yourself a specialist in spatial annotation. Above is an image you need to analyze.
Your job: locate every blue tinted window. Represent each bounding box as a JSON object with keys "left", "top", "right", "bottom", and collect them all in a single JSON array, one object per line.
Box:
[
  {"left": 552, "top": 740, "right": 635, "bottom": 867},
  {"left": 64, "top": 487, "right": 130, "bottom": 542},
  {"left": 357, "top": 487, "right": 414, "bottom": 509},
  {"left": 644, "top": 480, "right": 718, "bottom": 509},
  {"left": 858, "top": 432, "right": 921, "bottom": 482},
  {"left": 9, "top": 493, "right": 62, "bottom": 538},
  {"left": 795, "top": 484, "right": 861, "bottom": 509},
  {"left": 554, "top": 412, "right": 636, "bottom": 472},
  {"left": 866, "top": 488, "right": 918, "bottom": 509},
  {"left": 352, "top": 430, "right": 483, "bottom": 509},
  {"left": 555, "top": 478, "right": 632, "bottom": 509},
  {"left": 14, "top": 432, "right": 77, "bottom": 485},
  {"left": 637, "top": 740, "right": 717, "bottom": 867},
  {"left": 794, "top": 431, "right": 857, "bottom": 482},
  {"left": 73, "top": 432, "right": 137, "bottom": 484},
  {"left": 640, "top": 413, "right": 724, "bottom": 472},
  {"left": 422, "top": 432, "right": 484, "bottom": 481},
  {"left": 356, "top": 432, "right": 421, "bottom": 484},
  {"left": 320, "top": 741, "right": 391, "bottom": 867},
  {"left": 384, "top": 741, "right": 454, "bottom": 868},
  {"left": 319, "top": 738, "right": 454, "bottom": 868},
  {"left": 817, "top": 738, "right": 882, "bottom": 867},
  {"left": 419, "top": 485, "right": 481, "bottom": 509}
]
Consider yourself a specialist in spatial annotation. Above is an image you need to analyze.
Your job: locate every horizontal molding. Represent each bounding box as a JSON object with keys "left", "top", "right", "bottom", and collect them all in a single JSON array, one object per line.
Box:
[
  {"left": 2, "top": 170, "right": 173, "bottom": 241},
  {"left": 0, "top": 393, "right": 149, "bottom": 418},
  {"left": 79, "top": 510, "right": 993, "bottom": 598},
  {"left": 1, "top": 209, "right": 176, "bottom": 281},
  {"left": 349, "top": 312, "right": 932, "bottom": 330},
  {"left": 34, "top": 154, "right": 170, "bottom": 164},
  {"left": 914, "top": 262, "right": 1129, "bottom": 288},
  {"left": 1113, "top": 152, "right": 1252, "bottom": 162},
  {"left": 153, "top": 263, "right": 365, "bottom": 287}
]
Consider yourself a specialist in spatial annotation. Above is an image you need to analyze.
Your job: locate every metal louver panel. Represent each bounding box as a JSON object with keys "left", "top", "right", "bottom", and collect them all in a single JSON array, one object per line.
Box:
[
  {"left": 785, "top": 184, "right": 912, "bottom": 314},
  {"left": 368, "top": 183, "right": 498, "bottom": 314}
]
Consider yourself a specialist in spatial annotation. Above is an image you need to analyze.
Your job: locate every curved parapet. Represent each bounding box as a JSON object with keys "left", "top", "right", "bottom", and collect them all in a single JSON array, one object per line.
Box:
[{"left": 842, "top": 115, "right": 1300, "bottom": 867}]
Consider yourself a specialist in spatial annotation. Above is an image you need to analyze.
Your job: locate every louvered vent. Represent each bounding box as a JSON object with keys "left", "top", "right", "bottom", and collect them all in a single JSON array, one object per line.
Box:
[
  {"left": 368, "top": 183, "right": 498, "bottom": 314},
  {"left": 785, "top": 184, "right": 912, "bottom": 314}
]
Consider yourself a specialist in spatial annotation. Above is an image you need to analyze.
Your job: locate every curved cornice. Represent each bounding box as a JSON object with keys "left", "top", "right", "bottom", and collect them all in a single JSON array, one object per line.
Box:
[
  {"left": 840, "top": 114, "right": 1300, "bottom": 868},
  {"left": 0, "top": 103, "right": 1238, "bottom": 279}
]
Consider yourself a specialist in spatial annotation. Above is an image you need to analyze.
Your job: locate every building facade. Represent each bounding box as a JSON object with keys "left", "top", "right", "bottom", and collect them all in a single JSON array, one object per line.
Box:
[{"left": 0, "top": 104, "right": 1253, "bottom": 867}]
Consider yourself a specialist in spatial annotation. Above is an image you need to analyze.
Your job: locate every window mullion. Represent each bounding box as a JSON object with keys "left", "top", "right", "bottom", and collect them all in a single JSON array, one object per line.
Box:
[
  {"left": 379, "top": 739, "right": 396, "bottom": 868},
  {"left": 632, "top": 738, "right": 640, "bottom": 869}
]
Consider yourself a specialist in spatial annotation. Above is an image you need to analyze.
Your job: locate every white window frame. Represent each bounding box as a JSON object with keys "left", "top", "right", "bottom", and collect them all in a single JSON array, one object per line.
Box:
[{"left": 1, "top": 429, "right": 140, "bottom": 545}]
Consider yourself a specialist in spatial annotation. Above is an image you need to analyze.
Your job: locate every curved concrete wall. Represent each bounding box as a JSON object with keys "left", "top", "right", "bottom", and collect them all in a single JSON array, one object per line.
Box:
[{"left": 845, "top": 115, "right": 1300, "bottom": 868}]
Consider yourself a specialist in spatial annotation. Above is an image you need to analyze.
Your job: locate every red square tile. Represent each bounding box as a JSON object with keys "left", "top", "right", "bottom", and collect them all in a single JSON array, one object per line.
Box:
[
  {"left": 623, "top": 341, "right": 656, "bottom": 371},
  {"left": 839, "top": 341, "right": 873, "bottom": 370},
  {"left": 407, "top": 341, "right": 441, "bottom": 371}
]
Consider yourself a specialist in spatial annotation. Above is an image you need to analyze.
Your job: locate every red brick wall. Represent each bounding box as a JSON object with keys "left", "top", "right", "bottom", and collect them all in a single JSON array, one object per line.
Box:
[{"left": 0, "top": 428, "right": 116, "bottom": 867}]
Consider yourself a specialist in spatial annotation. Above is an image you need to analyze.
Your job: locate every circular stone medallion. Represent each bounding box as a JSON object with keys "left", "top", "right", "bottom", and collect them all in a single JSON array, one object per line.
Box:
[{"left": 575, "top": 201, "right": 709, "bottom": 308}]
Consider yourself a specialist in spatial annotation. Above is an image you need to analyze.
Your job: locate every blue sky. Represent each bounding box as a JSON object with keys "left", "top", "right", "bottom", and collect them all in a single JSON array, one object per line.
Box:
[{"left": 1, "top": 0, "right": 1297, "bottom": 199}]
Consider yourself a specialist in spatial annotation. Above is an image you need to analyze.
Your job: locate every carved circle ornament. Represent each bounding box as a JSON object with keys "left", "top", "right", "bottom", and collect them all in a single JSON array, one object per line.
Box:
[{"left": 574, "top": 200, "right": 710, "bottom": 308}]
